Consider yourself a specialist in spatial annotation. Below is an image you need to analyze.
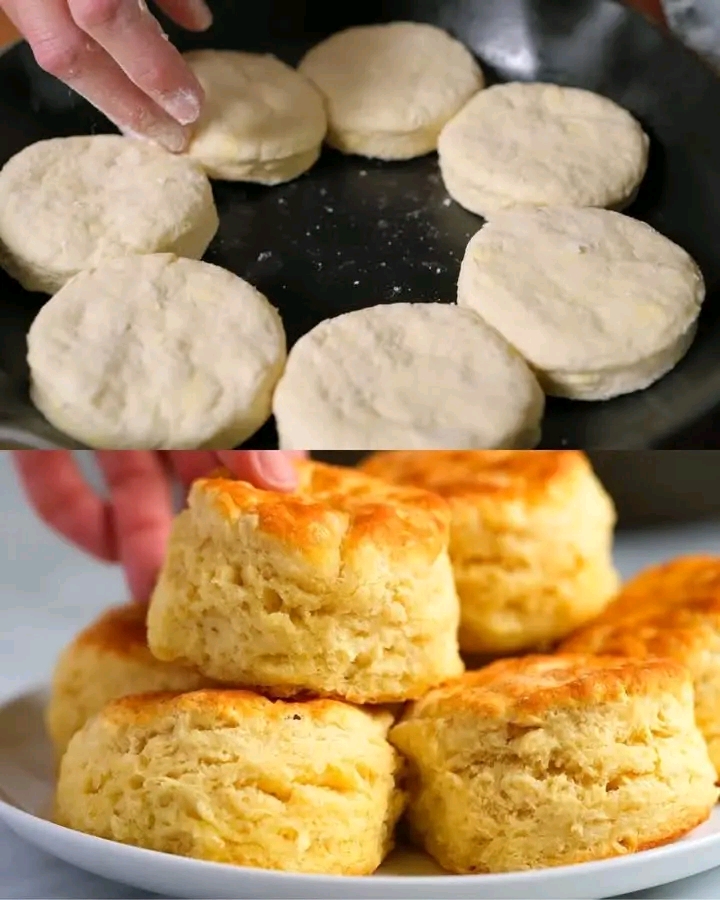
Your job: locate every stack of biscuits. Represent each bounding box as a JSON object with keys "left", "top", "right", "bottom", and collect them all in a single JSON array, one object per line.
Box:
[{"left": 50, "top": 453, "right": 719, "bottom": 876}]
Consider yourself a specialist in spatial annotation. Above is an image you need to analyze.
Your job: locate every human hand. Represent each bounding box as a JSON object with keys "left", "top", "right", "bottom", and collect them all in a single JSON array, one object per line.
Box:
[
  {"left": 0, "top": 0, "right": 212, "bottom": 151},
  {"left": 13, "top": 450, "right": 306, "bottom": 603}
]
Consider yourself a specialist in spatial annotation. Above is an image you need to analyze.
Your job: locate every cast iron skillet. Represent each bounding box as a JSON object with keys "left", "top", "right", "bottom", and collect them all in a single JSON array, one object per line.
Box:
[{"left": 1, "top": 0, "right": 720, "bottom": 449}]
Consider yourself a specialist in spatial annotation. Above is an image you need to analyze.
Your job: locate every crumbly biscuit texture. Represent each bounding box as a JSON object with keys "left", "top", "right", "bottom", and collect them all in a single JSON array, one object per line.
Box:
[
  {"left": 361, "top": 451, "right": 619, "bottom": 653},
  {"left": 27, "top": 253, "right": 287, "bottom": 448},
  {"left": 184, "top": 51, "right": 327, "bottom": 183},
  {"left": 438, "top": 82, "right": 649, "bottom": 216},
  {"left": 390, "top": 655, "right": 718, "bottom": 874},
  {"left": 147, "top": 460, "right": 463, "bottom": 700},
  {"left": 562, "top": 554, "right": 720, "bottom": 774},
  {"left": 299, "top": 22, "right": 484, "bottom": 159},
  {"left": 272, "top": 302, "right": 544, "bottom": 449},
  {"left": 457, "top": 207, "right": 704, "bottom": 399},
  {"left": 55, "top": 689, "right": 405, "bottom": 874},
  {"left": 0, "top": 135, "right": 218, "bottom": 294},
  {"left": 46, "top": 603, "right": 212, "bottom": 757}
]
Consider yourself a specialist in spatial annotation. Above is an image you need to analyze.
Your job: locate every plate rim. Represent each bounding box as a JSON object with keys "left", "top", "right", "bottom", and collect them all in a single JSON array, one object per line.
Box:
[{"left": 2, "top": 681, "right": 720, "bottom": 897}]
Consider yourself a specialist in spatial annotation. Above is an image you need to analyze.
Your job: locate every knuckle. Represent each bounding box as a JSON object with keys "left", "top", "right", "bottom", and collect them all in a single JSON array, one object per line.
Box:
[
  {"left": 70, "top": 0, "right": 125, "bottom": 30},
  {"left": 33, "top": 34, "right": 88, "bottom": 78}
]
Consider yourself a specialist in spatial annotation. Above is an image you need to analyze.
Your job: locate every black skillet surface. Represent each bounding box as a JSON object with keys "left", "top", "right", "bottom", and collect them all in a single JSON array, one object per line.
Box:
[{"left": 1, "top": 0, "right": 720, "bottom": 449}]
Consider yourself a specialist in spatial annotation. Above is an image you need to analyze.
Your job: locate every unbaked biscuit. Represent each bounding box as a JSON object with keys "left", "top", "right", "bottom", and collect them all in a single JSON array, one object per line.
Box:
[
  {"left": 438, "top": 82, "right": 649, "bottom": 216},
  {"left": 361, "top": 451, "right": 618, "bottom": 654},
  {"left": 55, "top": 690, "right": 405, "bottom": 873},
  {"left": 561, "top": 554, "right": 720, "bottom": 777},
  {"left": 272, "top": 302, "right": 545, "bottom": 450},
  {"left": 46, "top": 604, "right": 213, "bottom": 757},
  {"left": 299, "top": 22, "right": 483, "bottom": 160},
  {"left": 183, "top": 51, "right": 327, "bottom": 184},
  {"left": 147, "top": 460, "right": 463, "bottom": 701},
  {"left": 0, "top": 135, "right": 218, "bottom": 295},
  {"left": 390, "top": 655, "right": 718, "bottom": 874},
  {"left": 27, "top": 253, "right": 287, "bottom": 449},
  {"left": 456, "top": 207, "right": 704, "bottom": 400}
]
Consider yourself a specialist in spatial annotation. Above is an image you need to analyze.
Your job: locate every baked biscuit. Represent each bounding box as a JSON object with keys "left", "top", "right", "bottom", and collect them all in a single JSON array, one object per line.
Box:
[
  {"left": 147, "top": 460, "right": 463, "bottom": 701},
  {"left": 55, "top": 690, "right": 405, "bottom": 874},
  {"left": 562, "top": 554, "right": 720, "bottom": 776},
  {"left": 390, "top": 655, "right": 717, "bottom": 874},
  {"left": 361, "top": 451, "right": 619, "bottom": 654},
  {"left": 46, "top": 604, "right": 213, "bottom": 757}
]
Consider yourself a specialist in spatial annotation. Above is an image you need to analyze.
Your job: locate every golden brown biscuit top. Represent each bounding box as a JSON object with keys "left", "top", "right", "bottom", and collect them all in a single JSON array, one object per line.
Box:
[
  {"left": 605, "top": 555, "right": 720, "bottom": 615},
  {"left": 192, "top": 460, "right": 450, "bottom": 559},
  {"left": 360, "top": 450, "right": 592, "bottom": 507},
  {"left": 100, "top": 688, "right": 393, "bottom": 733},
  {"left": 561, "top": 555, "right": 720, "bottom": 663},
  {"left": 401, "top": 654, "right": 688, "bottom": 723},
  {"left": 75, "top": 603, "right": 148, "bottom": 657}
]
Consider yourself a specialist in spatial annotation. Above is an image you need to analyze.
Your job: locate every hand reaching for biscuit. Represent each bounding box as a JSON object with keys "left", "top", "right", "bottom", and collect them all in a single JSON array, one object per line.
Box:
[
  {"left": 0, "top": 0, "right": 211, "bottom": 151},
  {"left": 13, "top": 450, "right": 305, "bottom": 603}
]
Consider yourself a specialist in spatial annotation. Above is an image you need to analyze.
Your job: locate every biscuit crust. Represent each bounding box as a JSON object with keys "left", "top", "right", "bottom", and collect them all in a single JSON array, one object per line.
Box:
[
  {"left": 361, "top": 451, "right": 619, "bottom": 653},
  {"left": 562, "top": 555, "right": 720, "bottom": 775},
  {"left": 55, "top": 689, "right": 405, "bottom": 875},
  {"left": 147, "top": 460, "right": 463, "bottom": 701},
  {"left": 390, "top": 654, "right": 718, "bottom": 874},
  {"left": 45, "top": 604, "right": 213, "bottom": 757}
]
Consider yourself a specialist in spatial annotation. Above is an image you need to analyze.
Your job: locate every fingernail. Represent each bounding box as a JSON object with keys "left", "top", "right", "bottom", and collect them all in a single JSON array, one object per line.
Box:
[
  {"left": 143, "top": 119, "right": 190, "bottom": 152},
  {"left": 161, "top": 87, "right": 202, "bottom": 125},
  {"left": 187, "top": 0, "right": 213, "bottom": 30},
  {"left": 120, "top": 121, "right": 189, "bottom": 153},
  {"left": 255, "top": 451, "right": 299, "bottom": 490}
]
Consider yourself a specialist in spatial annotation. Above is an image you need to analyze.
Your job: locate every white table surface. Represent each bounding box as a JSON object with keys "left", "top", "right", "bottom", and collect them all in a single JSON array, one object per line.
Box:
[{"left": 2, "top": 452, "right": 720, "bottom": 899}]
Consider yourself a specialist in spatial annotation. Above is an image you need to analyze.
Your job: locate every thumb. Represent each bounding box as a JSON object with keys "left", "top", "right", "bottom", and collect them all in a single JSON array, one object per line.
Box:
[{"left": 216, "top": 450, "right": 306, "bottom": 491}]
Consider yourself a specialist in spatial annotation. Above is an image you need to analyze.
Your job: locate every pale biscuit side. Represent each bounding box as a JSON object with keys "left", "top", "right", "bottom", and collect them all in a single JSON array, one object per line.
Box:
[
  {"left": 391, "top": 656, "right": 718, "bottom": 873},
  {"left": 147, "top": 462, "right": 464, "bottom": 700},
  {"left": 55, "top": 690, "right": 405, "bottom": 875}
]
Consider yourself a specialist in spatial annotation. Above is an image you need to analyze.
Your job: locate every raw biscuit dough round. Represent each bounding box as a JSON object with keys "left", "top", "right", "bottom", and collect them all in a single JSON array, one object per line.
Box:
[
  {"left": 298, "top": 22, "right": 484, "bottom": 160},
  {"left": 272, "top": 302, "right": 545, "bottom": 449},
  {"left": 0, "top": 135, "right": 218, "bottom": 294},
  {"left": 438, "top": 82, "right": 649, "bottom": 216},
  {"left": 457, "top": 207, "right": 705, "bottom": 400},
  {"left": 183, "top": 50, "right": 327, "bottom": 183},
  {"left": 27, "top": 253, "right": 287, "bottom": 448}
]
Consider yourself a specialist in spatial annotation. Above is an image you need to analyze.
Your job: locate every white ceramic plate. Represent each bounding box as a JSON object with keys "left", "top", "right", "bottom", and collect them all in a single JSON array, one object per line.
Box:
[{"left": 2, "top": 685, "right": 720, "bottom": 900}]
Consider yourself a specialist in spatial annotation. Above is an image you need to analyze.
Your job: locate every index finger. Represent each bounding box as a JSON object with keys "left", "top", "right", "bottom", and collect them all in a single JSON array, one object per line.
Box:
[
  {"left": 68, "top": 0, "right": 204, "bottom": 125},
  {"left": 8, "top": 0, "right": 189, "bottom": 151},
  {"left": 12, "top": 451, "right": 117, "bottom": 561},
  {"left": 217, "top": 451, "right": 307, "bottom": 491},
  {"left": 95, "top": 451, "right": 173, "bottom": 603}
]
